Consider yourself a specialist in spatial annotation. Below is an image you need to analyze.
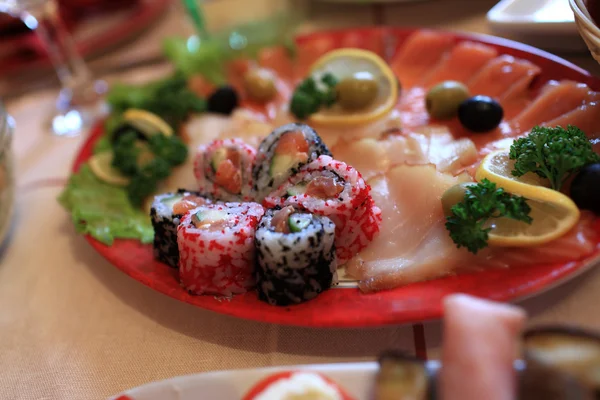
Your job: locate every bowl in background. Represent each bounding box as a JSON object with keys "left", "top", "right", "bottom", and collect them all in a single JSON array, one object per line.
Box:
[{"left": 571, "top": 0, "right": 600, "bottom": 63}]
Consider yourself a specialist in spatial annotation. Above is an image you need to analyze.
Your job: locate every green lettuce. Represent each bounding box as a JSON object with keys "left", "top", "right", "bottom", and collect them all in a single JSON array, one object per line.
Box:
[{"left": 58, "top": 165, "right": 153, "bottom": 245}]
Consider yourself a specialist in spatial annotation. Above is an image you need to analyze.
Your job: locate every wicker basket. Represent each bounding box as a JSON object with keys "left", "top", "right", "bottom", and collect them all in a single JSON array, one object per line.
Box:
[{"left": 571, "top": 0, "right": 600, "bottom": 63}]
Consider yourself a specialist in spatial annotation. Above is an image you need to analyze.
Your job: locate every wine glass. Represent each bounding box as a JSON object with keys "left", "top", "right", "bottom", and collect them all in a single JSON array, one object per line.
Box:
[{"left": 0, "top": 0, "right": 107, "bottom": 136}]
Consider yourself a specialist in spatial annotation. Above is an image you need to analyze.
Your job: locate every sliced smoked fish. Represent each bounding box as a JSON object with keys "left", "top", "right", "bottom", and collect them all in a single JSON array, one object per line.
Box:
[
  {"left": 510, "top": 80, "right": 595, "bottom": 133},
  {"left": 390, "top": 30, "right": 455, "bottom": 89},
  {"left": 338, "top": 29, "right": 387, "bottom": 57},
  {"left": 346, "top": 164, "right": 475, "bottom": 292},
  {"left": 467, "top": 55, "right": 541, "bottom": 100},
  {"left": 423, "top": 41, "right": 498, "bottom": 87},
  {"left": 479, "top": 212, "right": 598, "bottom": 269},
  {"left": 542, "top": 101, "right": 600, "bottom": 151},
  {"left": 258, "top": 46, "right": 294, "bottom": 82},
  {"left": 294, "top": 35, "right": 338, "bottom": 81}
]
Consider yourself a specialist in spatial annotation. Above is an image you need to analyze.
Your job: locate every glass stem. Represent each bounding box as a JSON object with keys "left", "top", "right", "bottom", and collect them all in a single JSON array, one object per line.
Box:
[{"left": 24, "top": 1, "right": 96, "bottom": 108}]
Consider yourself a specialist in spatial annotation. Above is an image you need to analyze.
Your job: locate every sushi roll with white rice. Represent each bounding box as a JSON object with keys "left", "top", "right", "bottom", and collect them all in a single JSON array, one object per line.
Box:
[
  {"left": 255, "top": 206, "right": 337, "bottom": 306},
  {"left": 263, "top": 155, "right": 381, "bottom": 264},
  {"left": 193, "top": 138, "right": 256, "bottom": 202},
  {"left": 252, "top": 123, "right": 332, "bottom": 202},
  {"left": 150, "top": 190, "right": 211, "bottom": 268},
  {"left": 177, "top": 202, "right": 264, "bottom": 296}
]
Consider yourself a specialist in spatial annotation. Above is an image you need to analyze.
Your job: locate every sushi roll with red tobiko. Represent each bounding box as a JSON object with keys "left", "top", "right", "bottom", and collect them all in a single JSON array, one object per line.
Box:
[
  {"left": 177, "top": 202, "right": 264, "bottom": 296},
  {"left": 243, "top": 371, "right": 355, "bottom": 400},
  {"left": 193, "top": 138, "right": 256, "bottom": 202},
  {"left": 263, "top": 155, "right": 381, "bottom": 264}
]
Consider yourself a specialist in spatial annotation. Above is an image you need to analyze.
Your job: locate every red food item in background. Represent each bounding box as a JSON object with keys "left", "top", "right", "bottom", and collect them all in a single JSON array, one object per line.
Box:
[
  {"left": 588, "top": 0, "right": 600, "bottom": 26},
  {"left": 243, "top": 371, "right": 355, "bottom": 400},
  {"left": 57, "top": 0, "right": 139, "bottom": 20}
]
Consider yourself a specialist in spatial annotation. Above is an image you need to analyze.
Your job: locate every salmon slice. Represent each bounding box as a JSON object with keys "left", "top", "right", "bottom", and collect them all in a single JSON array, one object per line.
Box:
[
  {"left": 338, "top": 29, "right": 386, "bottom": 57},
  {"left": 467, "top": 55, "right": 541, "bottom": 100},
  {"left": 423, "top": 41, "right": 498, "bottom": 88},
  {"left": 397, "top": 87, "right": 430, "bottom": 130},
  {"left": 258, "top": 46, "right": 294, "bottom": 82},
  {"left": 541, "top": 101, "right": 600, "bottom": 152},
  {"left": 294, "top": 36, "right": 338, "bottom": 81},
  {"left": 345, "top": 164, "right": 476, "bottom": 292},
  {"left": 442, "top": 295, "right": 525, "bottom": 400},
  {"left": 510, "top": 81, "right": 595, "bottom": 133},
  {"left": 389, "top": 30, "right": 455, "bottom": 89},
  {"left": 479, "top": 212, "right": 598, "bottom": 269}
]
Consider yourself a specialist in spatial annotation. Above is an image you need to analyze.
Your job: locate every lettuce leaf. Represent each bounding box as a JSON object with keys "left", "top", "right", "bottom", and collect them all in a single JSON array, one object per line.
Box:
[{"left": 58, "top": 164, "right": 153, "bottom": 245}]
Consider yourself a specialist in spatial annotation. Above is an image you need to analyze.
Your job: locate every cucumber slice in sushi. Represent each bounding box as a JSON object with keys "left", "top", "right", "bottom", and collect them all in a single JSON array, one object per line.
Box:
[{"left": 289, "top": 213, "right": 311, "bottom": 232}]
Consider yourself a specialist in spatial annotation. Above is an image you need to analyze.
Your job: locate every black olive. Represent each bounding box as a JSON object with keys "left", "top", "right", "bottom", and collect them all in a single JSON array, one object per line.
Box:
[
  {"left": 458, "top": 95, "right": 503, "bottom": 133},
  {"left": 207, "top": 86, "right": 239, "bottom": 115},
  {"left": 570, "top": 163, "right": 600, "bottom": 214}
]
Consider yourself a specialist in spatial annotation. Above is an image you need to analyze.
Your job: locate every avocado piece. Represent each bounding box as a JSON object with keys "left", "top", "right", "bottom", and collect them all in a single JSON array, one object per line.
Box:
[
  {"left": 270, "top": 154, "right": 301, "bottom": 178},
  {"left": 289, "top": 213, "right": 312, "bottom": 233},
  {"left": 161, "top": 194, "right": 184, "bottom": 211},
  {"left": 210, "top": 148, "right": 229, "bottom": 172},
  {"left": 194, "top": 209, "right": 229, "bottom": 224},
  {"left": 286, "top": 183, "right": 307, "bottom": 197}
]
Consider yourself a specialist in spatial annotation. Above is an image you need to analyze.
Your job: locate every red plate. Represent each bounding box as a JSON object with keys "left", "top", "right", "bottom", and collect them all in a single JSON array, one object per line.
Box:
[{"left": 74, "top": 28, "right": 600, "bottom": 327}]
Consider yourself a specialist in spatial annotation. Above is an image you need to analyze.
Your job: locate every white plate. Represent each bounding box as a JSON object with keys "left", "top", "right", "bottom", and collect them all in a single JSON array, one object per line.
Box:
[
  {"left": 111, "top": 363, "right": 378, "bottom": 400},
  {"left": 313, "top": 0, "right": 430, "bottom": 3},
  {"left": 487, "top": 0, "right": 587, "bottom": 51}
]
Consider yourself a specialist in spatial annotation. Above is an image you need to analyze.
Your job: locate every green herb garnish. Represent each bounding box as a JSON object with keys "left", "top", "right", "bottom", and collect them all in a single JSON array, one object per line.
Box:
[
  {"left": 445, "top": 179, "right": 533, "bottom": 254},
  {"left": 111, "top": 132, "right": 188, "bottom": 207},
  {"left": 510, "top": 125, "right": 600, "bottom": 191},
  {"left": 290, "top": 73, "right": 338, "bottom": 119},
  {"left": 107, "top": 73, "right": 206, "bottom": 130}
]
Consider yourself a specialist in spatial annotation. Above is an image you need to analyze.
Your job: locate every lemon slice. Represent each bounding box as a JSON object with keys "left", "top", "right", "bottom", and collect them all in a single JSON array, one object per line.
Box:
[
  {"left": 307, "top": 48, "right": 398, "bottom": 127},
  {"left": 89, "top": 152, "right": 131, "bottom": 186},
  {"left": 123, "top": 109, "right": 173, "bottom": 137},
  {"left": 476, "top": 150, "right": 580, "bottom": 247},
  {"left": 476, "top": 149, "right": 551, "bottom": 190}
]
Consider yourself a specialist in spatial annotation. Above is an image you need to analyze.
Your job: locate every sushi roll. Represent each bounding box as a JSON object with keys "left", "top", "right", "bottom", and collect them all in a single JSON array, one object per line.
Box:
[
  {"left": 193, "top": 138, "right": 256, "bottom": 202},
  {"left": 263, "top": 155, "right": 381, "bottom": 264},
  {"left": 252, "top": 123, "right": 332, "bottom": 202},
  {"left": 177, "top": 202, "right": 264, "bottom": 296},
  {"left": 243, "top": 371, "right": 355, "bottom": 400},
  {"left": 255, "top": 206, "right": 337, "bottom": 306},
  {"left": 150, "top": 190, "right": 211, "bottom": 268}
]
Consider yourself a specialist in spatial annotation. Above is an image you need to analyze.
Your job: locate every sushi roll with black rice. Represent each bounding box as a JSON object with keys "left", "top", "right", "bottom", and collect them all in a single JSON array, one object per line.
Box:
[
  {"left": 252, "top": 123, "right": 331, "bottom": 202},
  {"left": 150, "top": 190, "right": 211, "bottom": 268},
  {"left": 193, "top": 138, "right": 256, "bottom": 202},
  {"left": 255, "top": 206, "right": 337, "bottom": 306}
]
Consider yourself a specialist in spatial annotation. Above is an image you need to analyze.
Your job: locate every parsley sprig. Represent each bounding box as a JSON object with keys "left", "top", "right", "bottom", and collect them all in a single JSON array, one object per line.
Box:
[
  {"left": 510, "top": 125, "right": 600, "bottom": 191},
  {"left": 290, "top": 73, "right": 338, "bottom": 119},
  {"left": 445, "top": 179, "right": 533, "bottom": 254}
]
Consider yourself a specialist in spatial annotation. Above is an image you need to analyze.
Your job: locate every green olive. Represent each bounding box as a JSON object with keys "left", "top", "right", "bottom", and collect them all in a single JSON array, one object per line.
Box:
[
  {"left": 426, "top": 80, "right": 470, "bottom": 120},
  {"left": 441, "top": 182, "right": 477, "bottom": 216},
  {"left": 243, "top": 68, "right": 277, "bottom": 103},
  {"left": 336, "top": 72, "right": 379, "bottom": 111}
]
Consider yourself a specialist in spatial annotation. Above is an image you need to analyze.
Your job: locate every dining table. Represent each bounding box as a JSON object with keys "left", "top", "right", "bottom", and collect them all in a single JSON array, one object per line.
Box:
[{"left": 3, "top": 0, "right": 600, "bottom": 398}]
